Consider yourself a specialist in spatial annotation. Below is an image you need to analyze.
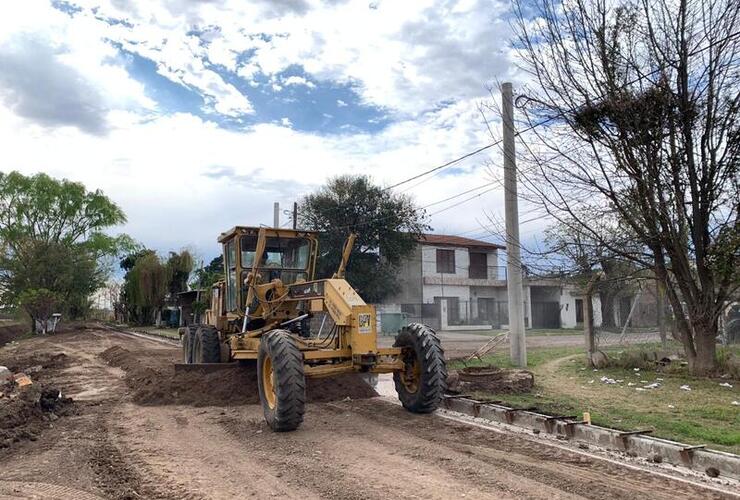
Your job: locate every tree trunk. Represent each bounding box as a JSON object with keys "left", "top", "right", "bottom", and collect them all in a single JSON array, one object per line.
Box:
[
  {"left": 656, "top": 280, "right": 666, "bottom": 349},
  {"left": 690, "top": 323, "right": 718, "bottom": 376},
  {"left": 600, "top": 292, "right": 616, "bottom": 329}
]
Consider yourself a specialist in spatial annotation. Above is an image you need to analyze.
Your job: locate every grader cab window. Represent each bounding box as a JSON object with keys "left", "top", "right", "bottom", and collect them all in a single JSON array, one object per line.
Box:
[
  {"left": 240, "top": 235, "right": 311, "bottom": 284},
  {"left": 224, "top": 239, "right": 237, "bottom": 311}
]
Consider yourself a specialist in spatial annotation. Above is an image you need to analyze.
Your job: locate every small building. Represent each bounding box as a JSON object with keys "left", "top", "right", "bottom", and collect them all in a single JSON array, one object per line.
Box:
[
  {"left": 379, "top": 233, "right": 602, "bottom": 331},
  {"left": 176, "top": 290, "right": 206, "bottom": 327}
]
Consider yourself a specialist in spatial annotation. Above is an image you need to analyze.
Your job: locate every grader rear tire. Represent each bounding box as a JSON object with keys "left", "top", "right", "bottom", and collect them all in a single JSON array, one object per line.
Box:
[
  {"left": 180, "top": 326, "right": 197, "bottom": 364},
  {"left": 193, "top": 326, "right": 220, "bottom": 364},
  {"left": 393, "top": 323, "right": 447, "bottom": 413},
  {"left": 257, "top": 330, "right": 306, "bottom": 432}
]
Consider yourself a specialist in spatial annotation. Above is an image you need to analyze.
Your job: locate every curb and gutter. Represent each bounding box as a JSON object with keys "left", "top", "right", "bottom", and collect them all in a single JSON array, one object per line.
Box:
[{"left": 442, "top": 395, "right": 740, "bottom": 481}]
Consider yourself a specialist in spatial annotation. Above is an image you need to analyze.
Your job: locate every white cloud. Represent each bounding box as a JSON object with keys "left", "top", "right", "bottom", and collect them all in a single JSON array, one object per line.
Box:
[
  {"left": 66, "top": 0, "right": 514, "bottom": 117},
  {"left": 0, "top": 0, "right": 528, "bottom": 259},
  {"left": 0, "top": 0, "right": 154, "bottom": 134},
  {"left": 0, "top": 93, "right": 514, "bottom": 257},
  {"left": 282, "top": 75, "right": 316, "bottom": 88}
]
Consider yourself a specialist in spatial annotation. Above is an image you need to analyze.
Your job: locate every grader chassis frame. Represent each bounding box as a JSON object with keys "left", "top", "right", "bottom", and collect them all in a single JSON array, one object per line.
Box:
[{"left": 180, "top": 225, "right": 446, "bottom": 431}]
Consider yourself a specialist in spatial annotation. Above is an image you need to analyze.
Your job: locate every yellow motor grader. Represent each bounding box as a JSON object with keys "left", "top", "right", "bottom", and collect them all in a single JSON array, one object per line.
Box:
[{"left": 179, "top": 226, "right": 447, "bottom": 431}]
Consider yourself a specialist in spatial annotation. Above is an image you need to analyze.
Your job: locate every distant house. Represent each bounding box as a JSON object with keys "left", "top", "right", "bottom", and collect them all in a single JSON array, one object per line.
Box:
[{"left": 379, "top": 233, "right": 602, "bottom": 331}]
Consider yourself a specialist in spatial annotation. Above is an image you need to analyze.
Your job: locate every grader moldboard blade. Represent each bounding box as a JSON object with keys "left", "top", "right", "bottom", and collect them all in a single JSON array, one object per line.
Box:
[{"left": 174, "top": 362, "right": 240, "bottom": 373}]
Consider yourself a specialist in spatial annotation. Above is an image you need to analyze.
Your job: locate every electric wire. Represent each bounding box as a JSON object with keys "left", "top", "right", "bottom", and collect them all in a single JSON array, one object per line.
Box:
[{"left": 381, "top": 28, "right": 740, "bottom": 193}]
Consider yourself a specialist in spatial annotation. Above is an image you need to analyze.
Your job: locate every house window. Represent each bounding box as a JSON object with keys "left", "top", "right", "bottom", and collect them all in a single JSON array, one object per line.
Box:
[
  {"left": 436, "top": 249, "right": 455, "bottom": 273},
  {"left": 469, "top": 252, "right": 487, "bottom": 279}
]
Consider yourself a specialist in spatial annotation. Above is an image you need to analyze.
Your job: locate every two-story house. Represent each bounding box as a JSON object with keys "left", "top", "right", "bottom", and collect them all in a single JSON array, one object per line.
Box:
[{"left": 379, "top": 233, "right": 603, "bottom": 332}]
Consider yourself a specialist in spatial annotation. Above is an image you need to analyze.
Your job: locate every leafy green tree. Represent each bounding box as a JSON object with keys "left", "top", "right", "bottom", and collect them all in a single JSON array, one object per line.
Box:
[
  {"left": 165, "top": 250, "right": 194, "bottom": 296},
  {"left": 0, "top": 171, "right": 126, "bottom": 255},
  {"left": 119, "top": 249, "right": 194, "bottom": 325},
  {"left": 192, "top": 255, "right": 224, "bottom": 289},
  {"left": 18, "top": 288, "right": 61, "bottom": 333},
  {"left": 299, "top": 175, "right": 429, "bottom": 302},
  {"left": 0, "top": 171, "right": 127, "bottom": 330}
]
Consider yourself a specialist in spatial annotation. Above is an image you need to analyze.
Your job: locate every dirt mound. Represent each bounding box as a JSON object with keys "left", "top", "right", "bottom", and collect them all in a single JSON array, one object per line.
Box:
[
  {"left": 448, "top": 366, "right": 535, "bottom": 394},
  {"left": 100, "top": 346, "right": 377, "bottom": 407},
  {"left": 0, "top": 323, "right": 27, "bottom": 347},
  {"left": 0, "top": 385, "right": 75, "bottom": 450},
  {"left": 3, "top": 352, "right": 68, "bottom": 374}
]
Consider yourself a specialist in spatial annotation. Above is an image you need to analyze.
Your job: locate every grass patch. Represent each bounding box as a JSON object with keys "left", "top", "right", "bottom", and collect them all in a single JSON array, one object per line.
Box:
[{"left": 458, "top": 344, "right": 740, "bottom": 453}]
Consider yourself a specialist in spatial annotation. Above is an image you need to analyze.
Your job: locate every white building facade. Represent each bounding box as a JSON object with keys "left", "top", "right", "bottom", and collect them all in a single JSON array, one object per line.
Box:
[{"left": 380, "top": 234, "right": 602, "bottom": 331}]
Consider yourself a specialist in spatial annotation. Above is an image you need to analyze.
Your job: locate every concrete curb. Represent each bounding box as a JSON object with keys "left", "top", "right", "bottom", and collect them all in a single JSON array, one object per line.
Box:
[
  {"left": 443, "top": 395, "right": 740, "bottom": 481},
  {"left": 98, "top": 324, "right": 180, "bottom": 347}
]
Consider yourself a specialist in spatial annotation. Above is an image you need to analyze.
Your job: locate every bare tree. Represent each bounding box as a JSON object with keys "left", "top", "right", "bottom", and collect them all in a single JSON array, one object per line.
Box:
[
  {"left": 543, "top": 212, "right": 640, "bottom": 329},
  {"left": 500, "top": 0, "right": 739, "bottom": 374}
]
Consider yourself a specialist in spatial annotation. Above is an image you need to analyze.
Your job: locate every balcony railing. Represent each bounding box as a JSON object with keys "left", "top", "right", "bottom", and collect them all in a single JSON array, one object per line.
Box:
[
  {"left": 469, "top": 265, "right": 507, "bottom": 280},
  {"left": 423, "top": 265, "right": 508, "bottom": 286}
]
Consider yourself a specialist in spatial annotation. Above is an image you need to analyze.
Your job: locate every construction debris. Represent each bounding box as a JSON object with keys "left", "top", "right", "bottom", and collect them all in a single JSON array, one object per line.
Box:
[
  {"left": 680, "top": 384, "right": 692, "bottom": 391},
  {"left": 14, "top": 373, "right": 33, "bottom": 388},
  {"left": 0, "top": 366, "right": 10, "bottom": 384},
  {"left": 718, "top": 382, "right": 733, "bottom": 388}
]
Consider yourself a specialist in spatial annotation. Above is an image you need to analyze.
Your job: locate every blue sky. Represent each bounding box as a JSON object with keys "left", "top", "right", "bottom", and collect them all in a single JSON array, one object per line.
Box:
[{"left": 0, "top": 0, "right": 539, "bottom": 263}]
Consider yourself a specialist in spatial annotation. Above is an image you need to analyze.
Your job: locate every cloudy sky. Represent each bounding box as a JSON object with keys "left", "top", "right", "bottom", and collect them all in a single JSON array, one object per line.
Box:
[{"left": 0, "top": 0, "right": 539, "bottom": 263}]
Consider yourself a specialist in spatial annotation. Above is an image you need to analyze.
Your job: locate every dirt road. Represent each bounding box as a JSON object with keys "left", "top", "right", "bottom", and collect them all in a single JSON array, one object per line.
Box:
[{"left": 0, "top": 328, "right": 732, "bottom": 499}]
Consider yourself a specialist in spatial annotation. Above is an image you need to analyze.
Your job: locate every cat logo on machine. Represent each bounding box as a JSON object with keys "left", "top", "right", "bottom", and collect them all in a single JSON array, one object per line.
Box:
[{"left": 358, "top": 313, "right": 372, "bottom": 334}]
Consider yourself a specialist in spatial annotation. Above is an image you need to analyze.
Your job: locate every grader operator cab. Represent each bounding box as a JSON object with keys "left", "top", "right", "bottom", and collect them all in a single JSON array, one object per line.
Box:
[{"left": 180, "top": 226, "right": 447, "bottom": 431}]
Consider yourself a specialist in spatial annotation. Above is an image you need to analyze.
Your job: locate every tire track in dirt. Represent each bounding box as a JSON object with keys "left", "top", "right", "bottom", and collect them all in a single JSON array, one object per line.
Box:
[
  {"left": 1, "top": 330, "right": 192, "bottom": 499},
  {"left": 218, "top": 410, "right": 526, "bottom": 500},
  {"left": 0, "top": 480, "right": 105, "bottom": 500},
  {"left": 114, "top": 403, "right": 319, "bottom": 499}
]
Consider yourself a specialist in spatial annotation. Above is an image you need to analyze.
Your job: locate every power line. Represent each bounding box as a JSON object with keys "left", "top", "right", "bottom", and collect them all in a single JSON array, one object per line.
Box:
[
  {"left": 310, "top": 28, "right": 740, "bottom": 239},
  {"left": 382, "top": 28, "right": 740, "bottom": 194},
  {"left": 383, "top": 141, "right": 501, "bottom": 191}
]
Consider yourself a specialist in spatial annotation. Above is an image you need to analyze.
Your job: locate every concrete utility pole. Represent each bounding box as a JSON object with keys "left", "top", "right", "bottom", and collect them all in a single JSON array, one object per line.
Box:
[
  {"left": 292, "top": 202, "right": 298, "bottom": 230},
  {"left": 502, "top": 82, "right": 527, "bottom": 368},
  {"left": 273, "top": 202, "right": 280, "bottom": 228}
]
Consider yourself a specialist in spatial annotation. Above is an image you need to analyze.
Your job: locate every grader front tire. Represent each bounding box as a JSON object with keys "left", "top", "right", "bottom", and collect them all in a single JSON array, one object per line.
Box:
[
  {"left": 257, "top": 330, "right": 306, "bottom": 432},
  {"left": 393, "top": 323, "right": 447, "bottom": 413}
]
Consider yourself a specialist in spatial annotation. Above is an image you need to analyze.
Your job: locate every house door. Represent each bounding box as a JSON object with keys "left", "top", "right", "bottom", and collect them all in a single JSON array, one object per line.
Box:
[
  {"left": 435, "top": 296, "right": 460, "bottom": 325},
  {"left": 531, "top": 301, "right": 561, "bottom": 328}
]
